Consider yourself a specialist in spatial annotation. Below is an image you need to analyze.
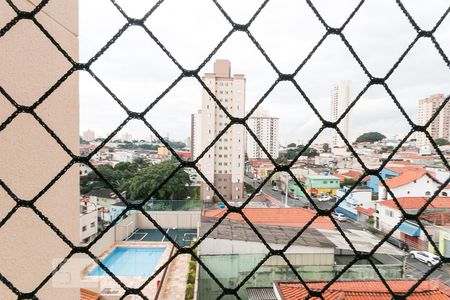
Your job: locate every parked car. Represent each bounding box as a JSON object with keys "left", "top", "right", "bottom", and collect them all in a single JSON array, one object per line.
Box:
[
  {"left": 332, "top": 213, "right": 348, "bottom": 222},
  {"left": 386, "top": 236, "right": 409, "bottom": 251},
  {"left": 410, "top": 251, "right": 440, "bottom": 266},
  {"left": 272, "top": 186, "right": 279, "bottom": 191},
  {"left": 318, "top": 192, "right": 332, "bottom": 202}
]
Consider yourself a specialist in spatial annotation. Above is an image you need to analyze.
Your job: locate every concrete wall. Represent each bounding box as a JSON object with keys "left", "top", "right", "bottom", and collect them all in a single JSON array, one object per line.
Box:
[
  {"left": 0, "top": 1, "right": 79, "bottom": 299},
  {"left": 136, "top": 210, "right": 200, "bottom": 229},
  {"left": 115, "top": 213, "right": 137, "bottom": 241}
]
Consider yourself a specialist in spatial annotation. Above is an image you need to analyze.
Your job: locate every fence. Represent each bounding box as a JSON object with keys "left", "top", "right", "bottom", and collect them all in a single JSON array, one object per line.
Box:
[{"left": 0, "top": 0, "right": 449, "bottom": 299}]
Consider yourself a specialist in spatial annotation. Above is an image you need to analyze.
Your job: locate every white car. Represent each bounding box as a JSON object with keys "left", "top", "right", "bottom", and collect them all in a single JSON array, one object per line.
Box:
[
  {"left": 272, "top": 186, "right": 279, "bottom": 191},
  {"left": 410, "top": 251, "right": 440, "bottom": 266},
  {"left": 318, "top": 192, "right": 332, "bottom": 202},
  {"left": 318, "top": 195, "right": 332, "bottom": 202},
  {"left": 332, "top": 213, "right": 348, "bottom": 222}
]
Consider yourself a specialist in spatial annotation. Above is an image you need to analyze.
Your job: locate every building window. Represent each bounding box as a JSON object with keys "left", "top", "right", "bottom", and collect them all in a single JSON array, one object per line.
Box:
[
  {"left": 82, "top": 226, "right": 87, "bottom": 232},
  {"left": 90, "top": 222, "right": 95, "bottom": 228},
  {"left": 425, "top": 191, "right": 431, "bottom": 196}
]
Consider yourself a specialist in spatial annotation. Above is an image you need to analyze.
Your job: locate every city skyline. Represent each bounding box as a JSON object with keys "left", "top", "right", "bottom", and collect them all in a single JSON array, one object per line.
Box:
[{"left": 79, "top": 0, "right": 450, "bottom": 144}]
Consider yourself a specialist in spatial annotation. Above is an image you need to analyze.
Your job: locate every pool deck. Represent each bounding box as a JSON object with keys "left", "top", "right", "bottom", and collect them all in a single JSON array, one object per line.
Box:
[{"left": 81, "top": 241, "right": 175, "bottom": 299}]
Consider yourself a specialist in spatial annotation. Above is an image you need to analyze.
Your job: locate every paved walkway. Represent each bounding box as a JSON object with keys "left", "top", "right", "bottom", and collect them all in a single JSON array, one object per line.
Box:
[{"left": 159, "top": 254, "right": 191, "bottom": 300}]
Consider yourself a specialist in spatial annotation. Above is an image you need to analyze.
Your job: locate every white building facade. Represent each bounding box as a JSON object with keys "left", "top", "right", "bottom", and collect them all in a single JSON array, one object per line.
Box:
[
  {"left": 191, "top": 109, "right": 203, "bottom": 160},
  {"left": 246, "top": 108, "right": 279, "bottom": 159},
  {"left": 330, "top": 81, "right": 352, "bottom": 147},
  {"left": 199, "top": 60, "right": 245, "bottom": 201}
]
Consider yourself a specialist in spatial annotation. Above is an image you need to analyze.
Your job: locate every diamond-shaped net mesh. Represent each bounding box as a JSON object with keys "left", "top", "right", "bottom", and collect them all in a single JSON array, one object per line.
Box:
[{"left": 0, "top": 0, "right": 449, "bottom": 299}]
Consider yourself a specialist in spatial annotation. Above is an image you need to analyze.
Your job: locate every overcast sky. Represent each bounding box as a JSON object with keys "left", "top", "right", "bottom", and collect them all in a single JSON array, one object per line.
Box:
[{"left": 79, "top": 0, "right": 450, "bottom": 145}]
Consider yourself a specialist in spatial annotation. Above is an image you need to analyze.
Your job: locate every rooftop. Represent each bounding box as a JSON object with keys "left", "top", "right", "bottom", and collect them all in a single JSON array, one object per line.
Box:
[
  {"left": 203, "top": 208, "right": 335, "bottom": 229},
  {"left": 200, "top": 217, "right": 335, "bottom": 248},
  {"left": 305, "top": 175, "right": 339, "bottom": 180},
  {"left": 378, "top": 197, "right": 450, "bottom": 210},
  {"left": 355, "top": 206, "right": 376, "bottom": 217},
  {"left": 80, "top": 288, "right": 100, "bottom": 300},
  {"left": 274, "top": 279, "right": 450, "bottom": 300},
  {"left": 378, "top": 170, "right": 439, "bottom": 188}
]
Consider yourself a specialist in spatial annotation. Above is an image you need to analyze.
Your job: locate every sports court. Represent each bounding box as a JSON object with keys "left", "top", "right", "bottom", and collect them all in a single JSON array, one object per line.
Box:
[{"left": 126, "top": 228, "right": 197, "bottom": 247}]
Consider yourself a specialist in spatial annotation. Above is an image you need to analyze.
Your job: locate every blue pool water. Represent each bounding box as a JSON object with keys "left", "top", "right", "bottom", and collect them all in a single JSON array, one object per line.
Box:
[{"left": 89, "top": 247, "right": 165, "bottom": 276}]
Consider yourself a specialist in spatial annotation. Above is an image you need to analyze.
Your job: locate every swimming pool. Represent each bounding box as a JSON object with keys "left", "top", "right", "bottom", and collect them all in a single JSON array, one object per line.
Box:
[{"left": 89, "top": 247, "right": 165, "bottom": 276}]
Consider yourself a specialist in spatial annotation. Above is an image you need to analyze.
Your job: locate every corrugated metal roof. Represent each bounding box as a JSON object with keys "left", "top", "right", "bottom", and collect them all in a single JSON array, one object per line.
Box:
[
  {"left": 247, "top": 287, "right": 277, "bottom": 300},
  {"left": 200, "top": 217, "right": 335, "bottom": 248}
]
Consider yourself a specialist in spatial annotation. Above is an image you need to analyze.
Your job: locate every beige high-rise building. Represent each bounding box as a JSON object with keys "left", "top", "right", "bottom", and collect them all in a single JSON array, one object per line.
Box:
[
  {"left": 247, "top": 108, "right": 279, "bottom": 159},
  {"left": 416, "top": 94, "right": 450, "bottom": 146},
  {"left": 331, "top": 81, "right": 352, "bottom": 147},
  {"left": 82, "top": 129, "right": 95, "bottom": 142},
  {"left": 199, "top": 60, "right": 245, "bottom": 201}
]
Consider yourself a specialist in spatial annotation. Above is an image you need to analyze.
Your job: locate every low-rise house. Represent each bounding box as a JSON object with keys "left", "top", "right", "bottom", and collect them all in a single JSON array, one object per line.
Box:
[
  {"left": 377, "top": 169, "right": 449, "bottom": 200},
  {"left": 335, "top": 186, "right": 373, "bottom": 220},
  {"left": 80, "top": 198, "right": 98, "bottom": 244},
  {"left": 421, "top": 211, "right": 450, "bottom": 257},
  {"left": 366, "top": 166, "right": 402, "bottom": 193},
  {"left": 355, "top": 206, "right": 376, "bottom": 223},
  {"left": 303, "top": 175, "right": 340, "bottom": 197},
  {"left": 375, "top": 197, "right": 450, "bottom": 250}
]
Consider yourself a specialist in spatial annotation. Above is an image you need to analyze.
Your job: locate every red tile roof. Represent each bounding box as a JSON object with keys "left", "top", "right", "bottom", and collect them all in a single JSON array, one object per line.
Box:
[
  {"left": 355, "top": 206, "right": 375, "bottom": 216},
  {"left": 421, "top": 211, "right": 450, "bottom": 225},
  {"left": 275, "top": 280, "right": 450, "bottom": 300},
  {"left": 385, "top": 166, "right": 423, "bottom": 174},
  {"left": 203, "top": 208, "right": 335, "bottom": 229},
  {"left": 176, "top": 151, "right": 192, "bottom": 157},
  {"left": 378, "top": 197, "right": 450, "bottom": 210},
  {"left": 378, "top": 170, "right": 439, "bottom": 188},
  {"left": 80, "top": 288, "right": 100, "bottom": 300}
]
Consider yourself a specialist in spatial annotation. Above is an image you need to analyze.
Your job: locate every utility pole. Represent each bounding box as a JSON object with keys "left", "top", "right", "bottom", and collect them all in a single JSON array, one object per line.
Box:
[{"left": 285, "top": 174, "right": 289, "bottom": 207}]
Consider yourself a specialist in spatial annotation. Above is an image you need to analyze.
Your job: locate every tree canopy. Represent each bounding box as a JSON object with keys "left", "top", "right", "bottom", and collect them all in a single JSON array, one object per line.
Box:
[
  {"left": 435, "top": 138, "right": 450, "bottom": 146},
  {"left": 81, "top": 159, "right": 193, "bottom": 200},
  {"left": 121, "top": 160, "right": 191, "bottom": 200},
  {"left": 355, "top": 132, "right": 386, "bottom": 143},
  {"left": 276, "top": 144, "right": 319, "bottom": 163}
]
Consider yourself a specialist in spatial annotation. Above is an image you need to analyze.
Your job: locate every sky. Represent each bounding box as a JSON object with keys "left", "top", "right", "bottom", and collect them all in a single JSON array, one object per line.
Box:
[{"left": 79, "top": 0, "right": 450, "bottom": 145}]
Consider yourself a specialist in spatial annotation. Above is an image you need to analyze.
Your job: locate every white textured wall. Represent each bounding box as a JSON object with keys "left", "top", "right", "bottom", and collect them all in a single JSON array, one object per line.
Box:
[{"left": 0, "top": 1, "right": 79, "bottom": 299}]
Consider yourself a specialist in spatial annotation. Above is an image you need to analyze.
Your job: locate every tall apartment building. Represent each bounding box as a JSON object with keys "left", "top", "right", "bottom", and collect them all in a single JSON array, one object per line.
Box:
[
  {"left": 330, "top": 81, "right": 352, "bottom": 147},
  {"left": 199, "top": 60, "right": 245, "bottom": 201},
  {"left": 121, "top": 132, "right": 133, "bottom": 142},
  {"left": 82, "top": 129, "right": 95, "bottom": 142},
  {"left": 246, "top": 108, "right": 279, "bottom": 159},
  {"left": 191, "top": 109, "right": 202, "bottom": 159},
  {"left": 416, "top": 94, "right": 450, "bottom": 146}
]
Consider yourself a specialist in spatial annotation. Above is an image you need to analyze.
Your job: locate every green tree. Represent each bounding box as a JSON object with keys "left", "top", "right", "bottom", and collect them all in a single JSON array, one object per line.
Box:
[
  {"left": 168, "top": 141, "right": 186, "bottom": 149},
  {"left": 323, "top": 143, "right": 330, "bottom": 153},
  {"left": 287, "top": 142, "right": 297, "bottom": 148},
  {"left": 122, "top": 160, "right": 191, "bottom": 200},
  {"left": 342, "top": 178, "right": 357, "bottom": 187},
  {"left": 435, "top": 138, "right": 450, "bottom": 146},
  {"left": 355, "top": 132, "right": 386, "bottom": 143}
]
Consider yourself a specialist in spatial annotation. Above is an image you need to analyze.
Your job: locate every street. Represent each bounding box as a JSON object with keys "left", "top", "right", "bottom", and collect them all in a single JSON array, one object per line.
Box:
[
  {"left": 404, "top": 255, "right": 450, "bottom": 286},
  {"left": 244, "top": 176, "right": 335, "bottom": 209}
]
